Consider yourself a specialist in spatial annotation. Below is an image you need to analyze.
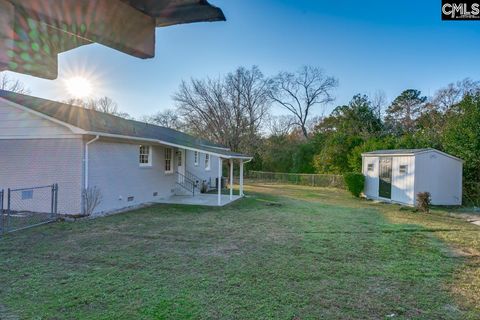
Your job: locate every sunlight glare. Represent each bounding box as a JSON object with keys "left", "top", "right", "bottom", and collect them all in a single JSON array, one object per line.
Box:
[{"left": 65, "top": 76, "right": 93, "bottom": 98}]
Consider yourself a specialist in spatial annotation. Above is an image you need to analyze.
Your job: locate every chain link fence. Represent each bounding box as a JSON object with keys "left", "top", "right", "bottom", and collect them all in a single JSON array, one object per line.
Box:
[
  {"left": 246, "top": 171, "right": 345, "bottom": 189},
  {"left": 464, "top": 182, "right": 480, "bottom": 207},
  {"left": 1, "top": 184, "right": 58, "bottom": 234}
]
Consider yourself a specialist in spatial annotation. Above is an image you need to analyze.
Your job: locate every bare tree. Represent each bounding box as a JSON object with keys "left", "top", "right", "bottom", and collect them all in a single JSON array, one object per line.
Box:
[
  {"left": 371, "top": 90, "right": 387, "bottom": 120},
  {"left": 432, "top": 78, "right": 480, "bottom": 112},
  {"left": 268, "top": 66, "right": 338, "bottom": 138},
  {"left": 144, "top": 109, "right": 185, "bottom": 131},
  {"left": 95, "top": 96, "right": 119, "bottom": 114},
  {"left": 64, "top": 96, "right": 132, "bottom": 119},
  {"left": 174, "top": 66, "right": 270, "bottom": 153},
  {"left": 0, "top": 72, "right": 30, "bottom": 94},
  {"left": 224, "top": 66, "right": 270, "bottom": 152},
  {"left": 268, "top": 115, "right": 296, "bottom": 136}
]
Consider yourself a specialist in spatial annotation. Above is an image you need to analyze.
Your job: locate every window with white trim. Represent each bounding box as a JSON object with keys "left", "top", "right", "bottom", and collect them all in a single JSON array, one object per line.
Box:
[
  {"left": 165, "top": 148, "right": 173, "bottom": 173},
  {"left": 367, "top": 164, "right": 374, "bottom": 172},
  {"left": 399, "top": 165, "right": 408, "bottom": 174},
  {"left": 194, "top": 151, "right": 199, "bottom": 166},
  {"left": 139, "top": 145, "right": 152, "bottom": 166},
  {"left": 205, "top": 153, "right": 211, "bottom": 171}
]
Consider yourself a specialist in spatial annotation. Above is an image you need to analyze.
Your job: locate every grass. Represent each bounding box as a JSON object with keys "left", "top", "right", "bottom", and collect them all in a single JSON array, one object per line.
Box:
[{"left": 0, "top": 183, "right": 478, "bottom": 319}]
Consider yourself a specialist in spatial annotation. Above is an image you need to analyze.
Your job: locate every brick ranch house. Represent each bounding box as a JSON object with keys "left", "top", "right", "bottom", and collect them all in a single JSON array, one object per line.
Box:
[{"left": 0, "top": 90, "right": 251, "bottom": 216}]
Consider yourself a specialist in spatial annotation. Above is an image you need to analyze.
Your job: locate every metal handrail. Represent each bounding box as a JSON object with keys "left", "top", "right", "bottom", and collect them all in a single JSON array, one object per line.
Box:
[
  {"left": 175, "top": 172, "right": 196, "bottom": 196},
  {"left": 185, "top": 170, "right": 201, "bottom": 186}
]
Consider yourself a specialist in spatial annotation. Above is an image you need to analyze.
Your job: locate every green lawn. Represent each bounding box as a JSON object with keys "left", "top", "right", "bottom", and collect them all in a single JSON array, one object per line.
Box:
[{"left": 0, "top": 184, "right": 478, "bottom": 319}]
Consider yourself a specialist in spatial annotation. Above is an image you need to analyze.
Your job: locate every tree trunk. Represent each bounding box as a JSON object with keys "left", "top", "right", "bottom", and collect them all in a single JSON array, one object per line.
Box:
[{"left": 301, "top": 125, "right": 308, "bottom": 138}]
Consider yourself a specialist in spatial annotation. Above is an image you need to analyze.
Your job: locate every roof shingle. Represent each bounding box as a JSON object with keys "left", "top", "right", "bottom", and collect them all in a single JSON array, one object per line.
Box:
[{"left": 0, "top": 90, "right": 251, "bottom": 159}]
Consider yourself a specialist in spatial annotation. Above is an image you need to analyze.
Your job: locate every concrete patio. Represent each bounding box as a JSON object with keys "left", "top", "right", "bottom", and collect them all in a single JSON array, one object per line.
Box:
[{"left": 158, "top": 194, "right": 243, "bottom": 207}]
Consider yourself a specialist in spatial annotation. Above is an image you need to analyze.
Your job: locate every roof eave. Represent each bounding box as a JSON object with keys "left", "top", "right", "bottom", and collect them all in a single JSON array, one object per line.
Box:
[
  {"left": 85, "top": 131, "right": 251, "bottom": 160},
  {"left": 362, "top": 150, "right": 463, "bottom": 162},
  {"left": 362, "top": 153, "right": 415, "bottom": 157}
]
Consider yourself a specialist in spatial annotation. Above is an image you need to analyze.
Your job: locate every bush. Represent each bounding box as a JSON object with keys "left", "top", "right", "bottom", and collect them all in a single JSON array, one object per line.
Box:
[
  {"left": 416, "top": 192, "right": 431, "bottom": 213},
  {"left": 343, "top": 173, "right": 365, "bottom": 197},
  {"left": 82, "top": 186, "right": 103, "bottom": 216}
]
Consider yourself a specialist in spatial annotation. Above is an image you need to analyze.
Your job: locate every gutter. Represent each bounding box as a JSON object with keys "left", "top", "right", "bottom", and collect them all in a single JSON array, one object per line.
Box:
[
  {"left": 84, "top": 131, "right": 253, "bottom": 160},
  {"left": 84, "top": 135, "right": 100, "bottom": 189}
]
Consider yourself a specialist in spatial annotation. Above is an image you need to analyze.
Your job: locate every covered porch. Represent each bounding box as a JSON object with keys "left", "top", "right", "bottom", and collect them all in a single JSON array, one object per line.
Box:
[{"left": 167, "top": 154, "right": 250, "bottom": 207}]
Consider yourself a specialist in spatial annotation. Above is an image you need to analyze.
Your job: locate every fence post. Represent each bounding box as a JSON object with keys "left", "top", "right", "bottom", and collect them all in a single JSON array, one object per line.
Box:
[
  {"left": 54, "top": 183, "right": 58, "bottom": 215},
  {"left": 0, "top": 189, "right": 3, "bottom": 235},
  {"left": 51, "top": 184, "right": 55, "bottom": 218},
  {"left": 6, "top": 188, "right": 10, "bottom": 233}
]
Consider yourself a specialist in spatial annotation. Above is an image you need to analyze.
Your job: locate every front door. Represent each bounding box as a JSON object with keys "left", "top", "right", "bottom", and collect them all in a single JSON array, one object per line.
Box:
[
  {"left": 378, "top": 157, "right": 392, "bottom": 199},
  {"left": 177, "top": 149, "right": 185, "bottom": 182}
]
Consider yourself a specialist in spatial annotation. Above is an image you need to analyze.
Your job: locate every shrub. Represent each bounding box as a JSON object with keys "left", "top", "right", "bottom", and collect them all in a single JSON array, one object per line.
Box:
[
  {"left": 343, "top": 173, "right": 365, "bottom": 197},
  {"left": 416, "top": 192, "right": 431, "bottom": 213},
  {"left": 82, "top": 186, "right": 103, "bottom": 216}
]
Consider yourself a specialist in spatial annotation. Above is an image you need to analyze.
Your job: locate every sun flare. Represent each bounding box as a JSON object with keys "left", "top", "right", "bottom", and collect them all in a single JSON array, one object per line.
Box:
[{"left": 65, "top": 76, "right": 93, "bottom": 98}]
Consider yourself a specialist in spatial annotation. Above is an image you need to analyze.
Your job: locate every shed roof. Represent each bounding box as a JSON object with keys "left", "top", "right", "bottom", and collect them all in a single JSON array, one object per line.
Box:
[
  {"left": 0, "top": 90, "right": 251, "bottom": 160},
  {"left": 362, "top": 148, "right": 462, "bottom": 162},
  {"left": 362, "top": 149, "right": 433, "bottom": 155}
]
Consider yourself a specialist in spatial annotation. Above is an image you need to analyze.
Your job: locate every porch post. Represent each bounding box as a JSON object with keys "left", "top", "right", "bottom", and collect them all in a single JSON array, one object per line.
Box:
[
  {"left": 218, "top": 157, "right": 222, "bottom": 206},
  {"left": 229, "top": 159, "right": 233, "bottom": 200},
  {"left": 239, "top": 159, "right": 244, "bottom": 197}
]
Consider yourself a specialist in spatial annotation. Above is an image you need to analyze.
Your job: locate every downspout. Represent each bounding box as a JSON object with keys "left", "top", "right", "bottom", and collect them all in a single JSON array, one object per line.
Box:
[{"left": 84, "top": 135, "right": 100, "bottom": 189}]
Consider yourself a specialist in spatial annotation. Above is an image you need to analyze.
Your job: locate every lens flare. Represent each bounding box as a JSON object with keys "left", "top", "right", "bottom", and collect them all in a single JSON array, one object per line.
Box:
[{"left": 65, "top": 76, "right": 93, "bottom": 98}]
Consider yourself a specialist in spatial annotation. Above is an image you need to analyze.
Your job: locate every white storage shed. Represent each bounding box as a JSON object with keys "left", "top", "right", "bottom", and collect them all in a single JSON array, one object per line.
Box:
[{"left": 362, "top": 149, "right": 463, "bottom": 206}]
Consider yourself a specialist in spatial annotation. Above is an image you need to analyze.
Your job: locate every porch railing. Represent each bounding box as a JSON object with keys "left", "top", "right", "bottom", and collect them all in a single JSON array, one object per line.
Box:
[
  {"left": 185, "top": 170, "right": 201, "bottom": 187},
  {"left": 175, "top": 172, "right": 196, "bottom": 196}
]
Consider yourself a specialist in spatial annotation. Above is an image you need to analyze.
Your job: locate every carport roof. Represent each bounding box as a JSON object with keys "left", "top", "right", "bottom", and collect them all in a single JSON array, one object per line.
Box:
[{"left": 0, "top": 90, "right": 251, "bottom": 160}]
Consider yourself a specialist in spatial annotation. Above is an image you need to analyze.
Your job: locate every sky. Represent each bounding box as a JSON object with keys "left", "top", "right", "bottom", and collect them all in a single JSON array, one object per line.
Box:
[{"left": 6, "top": 0, "right": 480, "bottom": 119}]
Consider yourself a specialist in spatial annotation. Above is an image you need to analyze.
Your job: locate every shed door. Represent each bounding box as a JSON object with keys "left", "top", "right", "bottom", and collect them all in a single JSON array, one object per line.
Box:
[{"left": 379, "top": 157, "right": 392, "bottom": 199}]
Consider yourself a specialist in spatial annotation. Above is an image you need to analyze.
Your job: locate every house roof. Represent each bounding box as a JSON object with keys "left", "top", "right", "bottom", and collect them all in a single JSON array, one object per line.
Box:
[
  {"left": 0, "top": 90, "right": 251, "bottom": 160},
  {"left": 362, "top": 148, "right": 462, "bottom": 162}
]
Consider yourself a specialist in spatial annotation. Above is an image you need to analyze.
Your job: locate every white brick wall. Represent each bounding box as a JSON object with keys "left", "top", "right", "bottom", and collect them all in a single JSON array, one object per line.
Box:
[
  {"left": 88, "top": 141, "right": 178, "bottom": 214},
  {"left": 0, "top": 138, "right": 84, "bottom": 214}
]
